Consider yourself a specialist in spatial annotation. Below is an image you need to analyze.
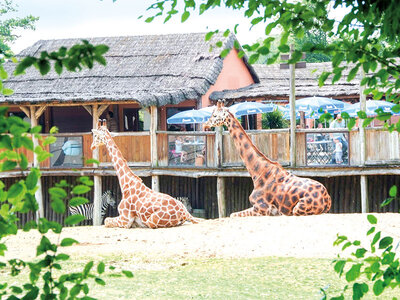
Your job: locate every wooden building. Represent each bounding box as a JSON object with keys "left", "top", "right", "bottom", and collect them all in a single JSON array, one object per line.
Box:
[{"left": 1, "top": 33, "right": 399, "bottom": 226}]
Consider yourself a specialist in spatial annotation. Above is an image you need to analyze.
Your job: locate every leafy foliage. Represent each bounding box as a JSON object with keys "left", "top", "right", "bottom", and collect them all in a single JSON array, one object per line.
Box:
[
  {"left": 321, "top": 215, "right": 400, "bottom": 299},
  {"left": 0, "top": 41, "right": 132, "bottom": 297},
  {"left": 262, "top": 110, "right": 288, "bottom": 129},
  {"left": 144, "top": 0, "right": 400, "bottom": 131},
  {"left": 0, "top": 0, "right": 38, "bottom": 56}
]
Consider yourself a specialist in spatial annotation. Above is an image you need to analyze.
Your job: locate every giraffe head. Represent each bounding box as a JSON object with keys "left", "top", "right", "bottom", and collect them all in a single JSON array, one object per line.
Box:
[
  {"left": 204, "top": 100, "right": 230, "bottom": 129},
  {"left": 91, "top": 120, "right": 109, "bottom": 150}
]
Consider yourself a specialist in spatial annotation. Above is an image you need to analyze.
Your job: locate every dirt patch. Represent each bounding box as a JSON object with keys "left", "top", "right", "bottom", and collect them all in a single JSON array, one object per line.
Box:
[{"left": 3, "top": 213, "right": 400, "bottom": 261}]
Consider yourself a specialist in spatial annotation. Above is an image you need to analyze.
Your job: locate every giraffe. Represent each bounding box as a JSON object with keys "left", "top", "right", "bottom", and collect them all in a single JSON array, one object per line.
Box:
[
  {"left": 91, "top": 120, "right": 199, "bottom": 229},
  {"left": 204, "top": 101, "right": 331, "bottom": 217}
]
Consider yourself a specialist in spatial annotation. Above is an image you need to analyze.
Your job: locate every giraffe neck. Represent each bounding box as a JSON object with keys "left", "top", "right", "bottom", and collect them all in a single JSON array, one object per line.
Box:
[
  {"left": 104, "top": 131, "right": 143, "bottom": 193},
  {"left": 226, "top": 112, "right": 285, "bottom": 180}
]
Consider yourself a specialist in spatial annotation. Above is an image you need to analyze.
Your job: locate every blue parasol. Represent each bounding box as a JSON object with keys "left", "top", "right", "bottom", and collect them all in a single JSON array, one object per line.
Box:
[
  {"left": 167, "top": 109, "right": 211, "bottom": 124},
  {"left": 229, "top": 102, "right": 275, "bottom": 117},
  {"left": 342, "top": 100, "right": 398, "bottom": 117}
]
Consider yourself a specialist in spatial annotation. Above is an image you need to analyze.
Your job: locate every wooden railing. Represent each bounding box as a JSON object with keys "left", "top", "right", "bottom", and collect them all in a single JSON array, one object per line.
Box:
[
  {"left": 222, "top": 129, "right": 290, "bottom": 166},
  {"left": 3, "top": 128, "right": 400, "bottom": 171},
  {"left": 156, "top": 131, "right": 216, "bottom": 168}
]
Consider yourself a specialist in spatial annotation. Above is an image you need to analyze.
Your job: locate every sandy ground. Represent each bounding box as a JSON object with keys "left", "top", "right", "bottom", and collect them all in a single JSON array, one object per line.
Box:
[{"left": 2, "top": 213, "right": 400, "bottom": 261}]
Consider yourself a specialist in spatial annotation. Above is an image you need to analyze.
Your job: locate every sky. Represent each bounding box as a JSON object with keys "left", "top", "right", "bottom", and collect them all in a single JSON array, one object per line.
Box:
[{"left": 10, "top": 0, "right": 267, "bottom": 53}]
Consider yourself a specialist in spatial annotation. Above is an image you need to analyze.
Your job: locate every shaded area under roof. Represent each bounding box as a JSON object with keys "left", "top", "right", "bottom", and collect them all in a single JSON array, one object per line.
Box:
[{"left": 0, "top": 33, "right": 259, "bottom": 107}]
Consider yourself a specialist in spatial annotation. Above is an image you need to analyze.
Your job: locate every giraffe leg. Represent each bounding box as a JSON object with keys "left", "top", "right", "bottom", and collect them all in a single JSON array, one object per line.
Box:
[
  {"left": 230, "top": 206, "right": 263, "bottom": 217},
  {"left": 104, "top": 215, "right": 133, "bottom": 228},
  {"left": 292, "top": 197, "right": 330, "bottom": 216}
]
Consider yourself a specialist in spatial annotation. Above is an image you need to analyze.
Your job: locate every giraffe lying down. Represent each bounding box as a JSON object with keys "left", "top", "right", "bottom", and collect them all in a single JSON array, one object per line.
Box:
[
  {"left": 91, "top": 120, "right": 199, "bottom": 229},
  {"left": 204, "top": 101, "right": 332, "bottom": 217}
]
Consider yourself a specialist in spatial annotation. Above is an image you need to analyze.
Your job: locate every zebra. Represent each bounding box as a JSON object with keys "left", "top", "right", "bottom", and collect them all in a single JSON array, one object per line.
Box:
[{"left": 68, "top": 190, "right": 117, "bottom": 223}]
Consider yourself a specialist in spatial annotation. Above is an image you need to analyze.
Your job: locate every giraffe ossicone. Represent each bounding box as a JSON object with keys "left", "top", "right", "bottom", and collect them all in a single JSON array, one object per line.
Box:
[
  {"left": 91, "top": 120, "right": 199, "bottom": 228},
  {"left": 204, "top": 100, "right": 331, "bottom": 217}
]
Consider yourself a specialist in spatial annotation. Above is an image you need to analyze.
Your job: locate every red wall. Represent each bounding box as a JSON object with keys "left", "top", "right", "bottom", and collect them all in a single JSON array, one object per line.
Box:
[{"left": 201, "top": 48, "right": 255, "bottom": 108}]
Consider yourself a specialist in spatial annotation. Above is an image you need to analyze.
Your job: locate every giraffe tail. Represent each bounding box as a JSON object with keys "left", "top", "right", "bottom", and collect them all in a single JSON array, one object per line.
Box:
[{"left": 187, "top": 214, "right": 204, "bottom": 224}]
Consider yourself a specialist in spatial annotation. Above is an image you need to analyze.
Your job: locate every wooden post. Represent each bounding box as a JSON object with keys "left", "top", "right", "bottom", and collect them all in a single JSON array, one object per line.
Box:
[
  {"left": 360, "top": 175, "right": 369, "bottom": 213},
  {"left": 289, "top": 45, "right": 297, "bottom": 167},
  {"left": 217, "top": 177, "right": 226, "bottom": 218},
  {"left": 359, "top": 70, "right": 369, "bottom": 212},
  {"left": 215, "top": 126, "right": 223, "bottom": 168},
  {"left": 152, "top": 175, "right": 160, "bottom": 192},
  {"left": 150, "top": 106, "right": 160, "bottom": 191},
  {"left": 28, "top": 106, "right": 44, "bottom": 221},
  {"left": 92, "top": 104, "right": 103, "bottom": 226}
]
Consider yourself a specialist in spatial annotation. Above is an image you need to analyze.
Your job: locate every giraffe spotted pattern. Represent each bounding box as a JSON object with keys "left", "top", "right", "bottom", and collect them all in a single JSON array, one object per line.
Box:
[
  {"left": 204, "top": 101, "right": 331, "bottom": 217},
  {"left": 91, "top": 121, "right": 199, "bottom": 229}
]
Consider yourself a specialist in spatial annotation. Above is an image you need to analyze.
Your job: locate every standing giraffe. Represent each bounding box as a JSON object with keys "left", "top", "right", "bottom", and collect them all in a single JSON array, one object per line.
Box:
[
  {"left": 91, "top": 120, "right": 199, "bottom": 228},
  {"left": 204, "top": 101, "right": 331, "bottom": 217}
]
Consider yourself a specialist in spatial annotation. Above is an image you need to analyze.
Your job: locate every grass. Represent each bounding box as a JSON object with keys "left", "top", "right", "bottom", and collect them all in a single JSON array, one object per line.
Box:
[{"left": 2, "top": 254, "right": 399, "bottom": 299}]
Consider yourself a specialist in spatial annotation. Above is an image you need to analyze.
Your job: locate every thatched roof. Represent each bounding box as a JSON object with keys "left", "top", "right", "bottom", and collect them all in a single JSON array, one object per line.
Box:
[
  {"left": 210, "top": 62, "right": 362, "bottom": 102},
  {"left": 0, "top": 33, "right": 258, "bottom": 107}
]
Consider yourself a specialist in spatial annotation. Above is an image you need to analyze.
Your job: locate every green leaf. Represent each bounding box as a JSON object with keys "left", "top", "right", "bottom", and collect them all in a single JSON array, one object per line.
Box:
[
  {"left": 353, "top": 283, "right": 368, "bottom": 299},
  {"left": 42, "top": 135, "right": 57, "bottom": 146},
  {"left": 372, "top": 280, "right": 384, "bottom": 296},
  {"left": 367, "top": 215, "right": 377, "bottom": 224},
  {"left": 94, "top": 44, "right": 109, "bottom": 55},
  {"left": 354, "top": 248, "right": 367, "bottom": 258},
  {"left": 95, "top": 277, "right": 106, "bottom": 286},
  {"left": 378, "top": 236, "right": 393, "bottom": 249},
  {"left": 371, "top": 231, "right": 381, "bottom": 246},
  {"left": 55, "top": 254, "right": 70, "bottom": 261},
  {"left": 72, "top": 185, "right": 91, "bottom": 195},
  {"left": 380, "top": 197, "right": 393, "bottom": 207},
  {"left": 220, "top": 49, "right": 230, "bottom": 58},
  {"left": 19, "top": 153, "right": 28, "bottom": 170},
  {"left": 181, "top": 11, "right": 190, "bottom": 22},
  {"left": 0, "top": 66, "right": 8, "bottom": 80},
  {"left": 97, "top": 262, "right": 105, "bottom": 274},
  {"left": 2, "top": 88, "right": 13, "bottom": 96},
  {"left": 345, "top": 264, "right": 361, "bottom": 282},
  {"left": 14, "top": 57, "right": 36, "bottom": 75},
  {"left": 83, "top": 261, "right": 94, "bottom": 277},
  {"left": 334, "top": 260, "right": 346, "bottom": 275},
  {"left": 319, "top": 71, "right": 331, "bottom": 87},
  {"left": 26, "top": 168, "right": 40, "bottom": 190},
  {"left": 205, "top": 31, "right": 215, "bottom": 41},
  {"left": 60, "top": 238, "right": 79, "bottom": 247},
  {"left": 2, "top": 160, "right": 17, "bottom": 171},
  {"left": 49, "top": 187, "right": 67, "bottom": 199},
  {"left": 367, "top": 226, "right": 375, "bottom": 235},
  {"left": 51, "top": 198, "right": 66, "bottom": 214},
  {"left": 69, "top": 196, "right": 88, "bottom": 207},
  {"left": 85, "top": 158, "right": 99, "bottom": 165},
  {"left": 8, "top": 182, "right": 24, "bottom": 199},
  {"left": 65, "top": 214, "right": 86, "bottom": 225},
  {"left": 122, "top": 270, "right": 134, "bottom": 278},
  {"left": 389, "top": 185, "right": 397, "bottom": 197}
]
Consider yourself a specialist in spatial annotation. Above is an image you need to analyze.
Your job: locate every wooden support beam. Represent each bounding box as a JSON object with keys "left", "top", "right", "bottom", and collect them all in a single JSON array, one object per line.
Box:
[
  {"left": 34, "top": 105, "right": 47, "bottom": 119},
  {"left": 98, "top": 104, "right": 109, "bottom": 117},
  {"left": 83, "top": 105, "right": 92, "bottom": 116},
  {"left": 92, "top": 104, "right": 103, "bottom": 226},
  {"left": 29, "top": 106, "right": 44, "bottom": 220},
  {"left": 217, "top": 177, "right": 226, "bottom": 218},
  {"left": 152, "top": 175, "right": 160, "bottom": 192},
  {"left": 360, "top": 175, "right": 369, "bottom": 213},
  {"left": 215, "top": 126, "right": 223, "bottom": 168},
  {"left": 289, "top": 44, "right": 297, "bottom": 167},
  {"left": 150, "top": 106, "right": 158, "bottom": 167},
  {"left": 359, "top": 70, "right": 368, "bottom": 213},
  {"left": 19, "top": 106, "right": 31, "bottom": 118}
]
